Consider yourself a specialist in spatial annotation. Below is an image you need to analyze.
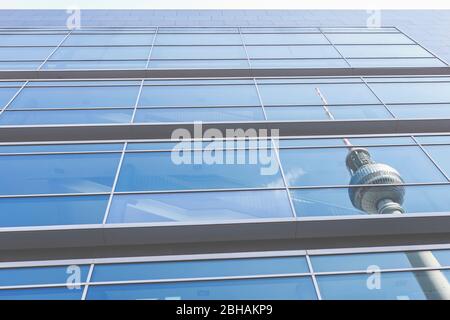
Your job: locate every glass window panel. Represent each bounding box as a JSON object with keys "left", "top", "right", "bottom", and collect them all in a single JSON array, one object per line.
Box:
[
  {"left": 148, "top": 59, "right": 249, "bottom": 69},
  {"left": 0, "top": 286, "right": 84, "bottom": 300},
  {"left": 138, "top": 84, "right": 259, "bottom": 107},
  {"left": 158, "top": 27, "right": 238, "bottom": 33},
  {"left": 389, "top": 104, "right": 450, "bottom": 119},
  {"left": 321, "top": 27, "right": 398, "bottom": 33},
  {"left": 348, "top": 136, "right": 415, "bottom": 146},
  {"left": 265, "top": 106, "right": 328, "bottom": 121},
  {"left": 329, "top": 105, "right": 393, "bottom": 120},
  {"left": 370, "top": 82, "right": 450, "bottom": 104},
  {"left": 0, "top": 87, "right": 20, "bottom": 108},
  {"left": 250, "top": 58, "right": 348, "bottom": 69},
  {"left": 0, "top": 61, "right": 41, "bottom": 70},
  {"left": 422, "top": 145, "right": 450, "bottom": 177},
  {"left": 433, "top": 250, "right": 450, "bottom": 266},
  {"left": 312, "top": 252, "right": 418, "bottom": 272},
  {"left": 0, "top": 195, "right": 108, "bottom": 227},
  {"left": 0, "top": 143, "right": 123, "bottom": 153},
  {"left": 243, "top": 33, "right": 328, "bottom": 45},
  {"left": 63, "top": 34, "right": 155, "bottom": 46},
  {"left": 326, "top": 33, "right": 414, "bottom": 45},
  {"left": 116, "top": 150, "right": 284, "bottom": 192},
  {"left": 0, "top": 153, "right": 121, "bottom": 195},
  {"left": 246, "top": 45, "right": 340, "bottom": 59},
  {"left": 87, "top": 277, "right": 317, "bottom": 300},
  {"left": 347, "top": 58, "right": 445, "bottom": 68},
  {"left": 278, "top": 138, "right": 345, "bottom": 148},
  {"left": 0, "top": 34, "right": 67, "bottom": 46},
  {"left": 258, "top": 83, "right": 379, "bottom": 106},
  {"left": 241, "top": 27, "right": 319, "bottom": 33},
  {"left": 10, "top": 85, "right": 139, "bottom": 109},
  {"left": 337, "top": 45, "right": 432, "bottom": 58},
  {"left": 291, "top": 185, "right": 450, "bottom": 218},
  {"left": 107, "top": 189, "right": 292, "bottom": 223},
  {"left": 280, "top": 145, "right": 445, "bottom": 187},
  {"left": 0, "top": 109, "right": 133, "bottom": 125},
  {"left": 318, "top": 270, "right": 450, "bottom": 300},
  {"left": 0, "top": 265, "right": 89, "bottom": 286},
  {"left": 133, "top": 107, "right": 264, "bottom": 123},
  {"left": 50, "top": 46, "right": 151, "bottom": 60},
  {"left": 92, "top": 256, "right": 308, "bottom": 282},
  {"left": 42, "top": 60, "right": 148, "bottom": 70},
  {"left": 154, "top": 34, "right": 242, "bottom": 45},
  {"left": 415, "top": 135, "right": 450, "bottom": 144},
  {"left": 151, "top": 46, "right": 246, "bottom": 59},
  {"left": 0, "top": 47, "right": 54, "bottom": 60}
]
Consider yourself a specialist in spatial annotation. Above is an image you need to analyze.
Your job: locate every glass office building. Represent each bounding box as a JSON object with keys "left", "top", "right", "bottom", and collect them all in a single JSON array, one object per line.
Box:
[{"left": 1, "top": 11, "right": 450, "bottom": 300}]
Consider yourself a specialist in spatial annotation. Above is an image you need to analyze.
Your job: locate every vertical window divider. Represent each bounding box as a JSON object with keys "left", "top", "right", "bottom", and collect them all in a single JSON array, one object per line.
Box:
[
  {"left": 319, "top": 27, "right": 351, "bottom": 68},
  {"left": 81, "top": 263, "right": 94, "bottom": 300},
  {"left": 239, "top": 27, "right": 252, "bottom": 69},
  {"left": 411, "top": 135, "right": 450, "bottom": 182},
  {"left": 305, "top": 252, "right": 323, "bottom": 300},
  {"left": 360, "top": 76, "right": 397, "bottom": 119},
  {"left": 0, "top": 80, "right": 28, "bottom": 118},
  {"left": 37, "top": 29, "right": 73, "bottom": 70},
  {"left": 253, "top": 78, "right": 297, "bottom": 219},
  {"left": 145, "top": 26, "right": 159, "bottom": 69},
  {"left": 131, "top": 80, "right": 145, "bottom": 124},
  {"left": 102, "top": 142, "right": 128, "bottom": 225}
]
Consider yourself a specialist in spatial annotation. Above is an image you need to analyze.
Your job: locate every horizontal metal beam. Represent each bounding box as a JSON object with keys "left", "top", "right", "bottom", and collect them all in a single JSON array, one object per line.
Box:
[
  {"left": 0, "top": 213, "right": 450, "bottom": 256},
  {"left": 0, "top": 66, "right": 450, "bottom": 80},
  {"left": 2, "top": 118, "right": 450, "bottom": 143}
]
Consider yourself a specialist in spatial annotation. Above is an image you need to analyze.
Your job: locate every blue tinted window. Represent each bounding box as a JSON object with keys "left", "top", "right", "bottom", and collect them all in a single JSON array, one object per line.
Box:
[
  {"left": 348, "top": 137, "right": 415, "bottom": 146},
  {"left": 312, "top": 252, "right": 428, "bottom": 272},
  {"left": 63, "top": 34, "right": 155, "bottom": 46},
  {"left": 108, "top": 189, "right": 292, "bottom": 223},
  {"left": 116, "top": 150, "right": 283, "bottom": 192},
  {"left": 0, "top": 109, "right": 133, "bottom": 125},
  {"left": 50, "top": 46, "right": 151, "bottom": 60},
  {"left": 0, "top": 47, "right": 53, "bottom": 60},
  {"left": 291, "top": 185, "right": 450, "bottom": 217},
  {"left": 138, "top": 84, "right": 259, "bottom": 107},
  {"left": 329, "top": 105, "right": 393, "bottom": 120},
  {"left": 154, "top": 34, "right": 242, "bottom": 45},
  {"left": 247, "top": 45, "right": 340, "bottom": 59},
  {"left": 318, "top": 270, "right": 450, "bottom": 300},
  {"left": 250, "top": 58, "right": 348, "bottom": 69},
  {"left": 433, "top": 250, "right": 450, "bottom": 266},
  {"left": 0, "top": 34, "right": 67, "bottom": 46},
  {"left": 370, "top": 82, "right": 450, "bottom": 104},
  {"left": 92, "top": 256, "right": 308, "bottom": 282},
  {"left": 258, "top": 83, "right": 379, "bottom": 106},
  {"left": 326, "top": 33, "right": 414, "bottom": 45},
  {"left": 134, "top": 107, "right": 264, "bottom": 123},
  {"left": 0, "top": 195, "right": 108, "bottom": 227},
  {"left": 415, "top": 135, "right": 450, "bottom": 144},
  {"left": 10, "top": 85, "right": 139, "bottom": 109},
  {"left": 337, "top": 44, "right": 432, "bottom": 58},
  {"left": 243, "top": 33, "right": 328, "bottom": 45},
  {"left": 0, "top": 153, "right": 121, "bottom": 195},
  {"left": 0, "top": 265, "right": 89, "bottom": 286},
  {"left": 0, "top": 287, "right": 84, "bottom": 300},
  {"left": 148, "top": 59, "right": 249, "bottom": 69},
  {"left": 390, "top": 104, "right": 450, "bottom": 119},
  {"left": 265, "top": 106, "right": 328, "bottom": 121},
  {"left": 0, "top": 143, "right": 123, "bottom": 154},
  {"left": 42, "top": 60, "right": 148, "bottom": 70},
  {"left": 348, "top": 58, "right": 445, "bottom": 68},
  {"left": 280, "top": 146, "right": 445, "bottom": 187},
  {"left": 422, "top": 145, "right": 450, "bottom": 177},
  {"left": 151, "top": 46, "right": 246, "bottom": 59},
  {"left": 87, "top": 277, "right": 316, "bottom": 300},
  {"left": 278, "top": 138, "right": 344, "bottom": 148},
  {"left": 0, "top": 61, "right": 41, "bottom": 70},
  {"left": 0, "top": 87, "right": 20, "bottom": 108}
]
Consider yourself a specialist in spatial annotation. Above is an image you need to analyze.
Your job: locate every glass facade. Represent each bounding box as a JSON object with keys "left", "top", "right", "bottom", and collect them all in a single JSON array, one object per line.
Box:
[
  {"left": 0, "top": 27, "right": 446, "bottom": 71},
  {"left": 1, "top": 24, "right": 450, "bottom": 301},
  {"left": 0, "top": 247, "right": 449, "bottom": 300}
]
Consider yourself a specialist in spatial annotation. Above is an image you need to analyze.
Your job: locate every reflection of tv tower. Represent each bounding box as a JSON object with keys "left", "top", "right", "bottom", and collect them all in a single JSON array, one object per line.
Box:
[{"left": 316, "top": 87, "right": 450, "bottom": 300}]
